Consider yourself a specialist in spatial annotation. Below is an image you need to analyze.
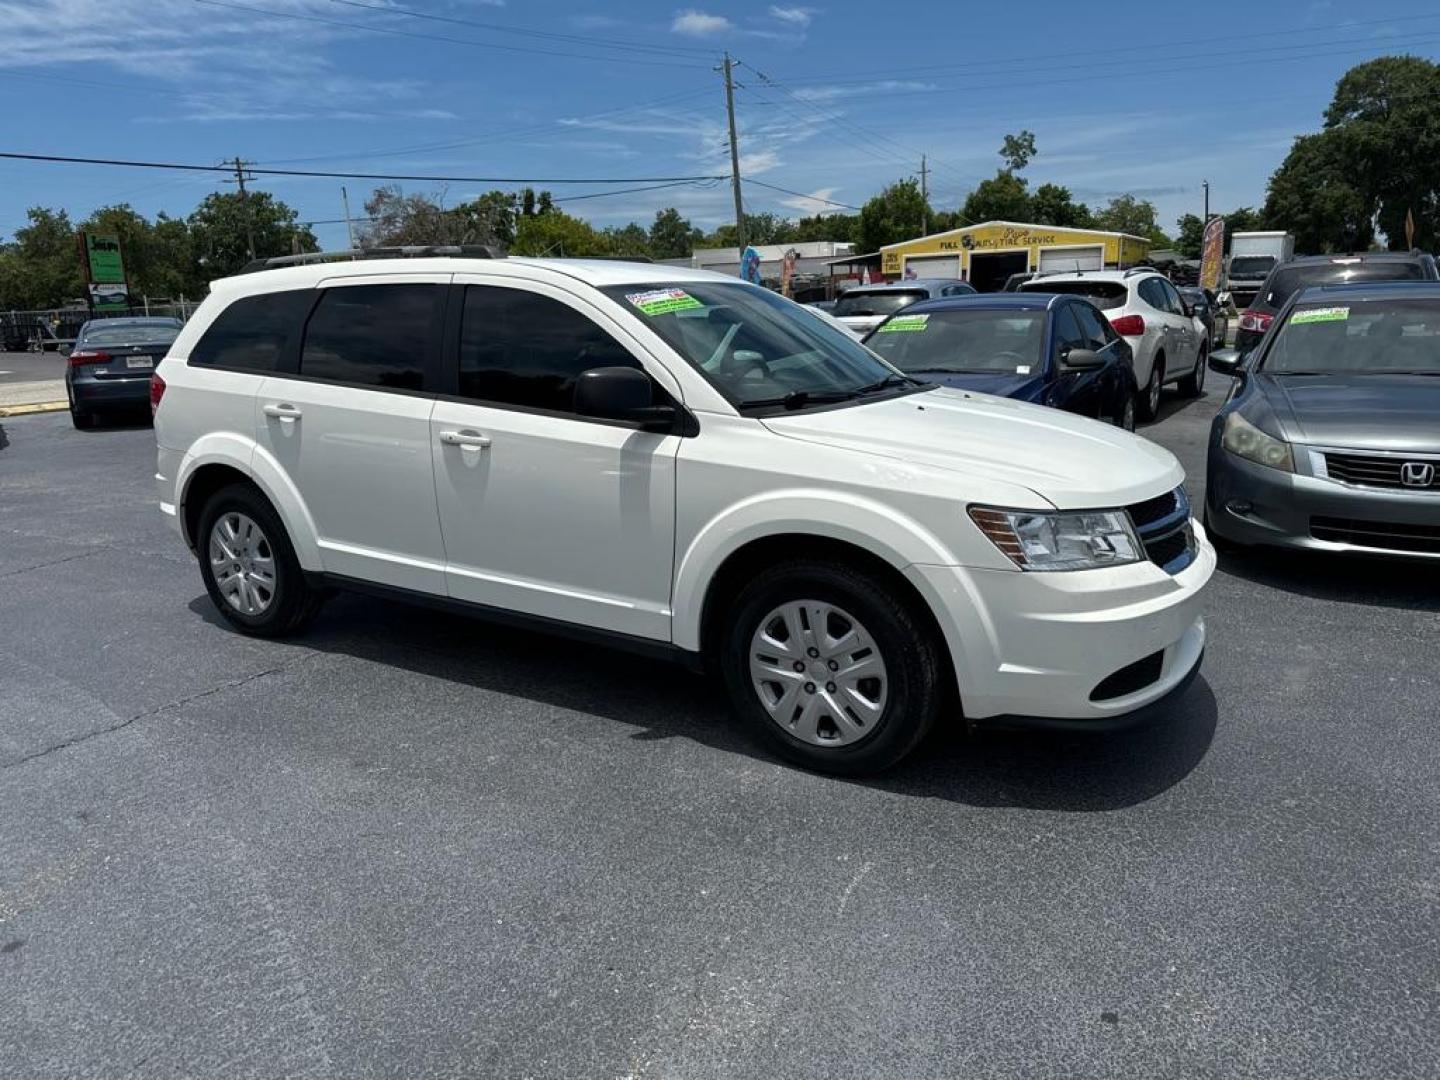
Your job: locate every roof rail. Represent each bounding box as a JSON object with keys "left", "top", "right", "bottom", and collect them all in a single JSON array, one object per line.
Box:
[
  {"left": 1123, "top": 266, "right": 1156, "bottom": 277},
  {"left": 238, "top": 244, "right": 504, "bottom": 274}
]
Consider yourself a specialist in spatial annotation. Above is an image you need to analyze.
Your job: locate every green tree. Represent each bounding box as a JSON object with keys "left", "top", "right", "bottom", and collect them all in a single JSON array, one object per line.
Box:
[
  {"left": 451, "top": 190, "right": 517, "bottom": 249},
  {"left": 1175, "top": 213, "right": 1205, "bottom": 258},
  {"left": 1093, "top": 194, "right": 1169, "bottom": 244},
  {"left": 1264, "top": 133, "right": 1374, "bottom": 253},
  {"left": 510, "top": 210, "right": 610, "bottom": 256},
  {"left": 790, "top": 212, "right": 857, "bottom": 244},
  {"left": 1000, "top": 130, "right": 1037, "bottom": 172},
  {"left": 188, "top": 190, "right": 316, "bottom": 279},
  {"left": 1030, "top": 183, "right": 1092, "bottom": 228},
  {"left": 603, "top": 222, "right": 651, "bottom": 258},
  {"left": 648, "top": 207, "right": 702, "bottom": 259},
  {"left": 0, "top": 208, "right": 84, "bottom": 308},
  {"left": 961, "top": 171, "right": 1032, "bottom": 225},
  {"left": 708, "top": 211, "right": 796, "bottom": 248},
  {"left": 362, "top": 186, "right": 513, "bottom": 249},
  {"left": 856, "top": 177, "right": 930, "bottom": 252}
]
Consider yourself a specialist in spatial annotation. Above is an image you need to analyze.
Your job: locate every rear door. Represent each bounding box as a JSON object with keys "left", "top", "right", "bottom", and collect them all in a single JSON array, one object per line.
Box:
[
  {"left": 253, "top": 275, "right": 450, "bottom": 595},
  {"left": 1156, "top": 278, "right": 1202, "bottom": 371}
]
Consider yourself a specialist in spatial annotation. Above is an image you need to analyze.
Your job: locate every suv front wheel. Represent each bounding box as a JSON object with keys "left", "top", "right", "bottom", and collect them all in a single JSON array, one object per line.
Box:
[
  {"left": 197, "top": 483, "right": 325, "bottom": 637},
  {"left": 720, "top": 559, "right": 944, "bottom": 775}
]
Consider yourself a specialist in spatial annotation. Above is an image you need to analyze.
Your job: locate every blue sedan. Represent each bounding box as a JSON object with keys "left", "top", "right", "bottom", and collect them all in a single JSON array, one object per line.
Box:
[{"left": 863, "top": 293, "right": 1139, "bottom": 430}]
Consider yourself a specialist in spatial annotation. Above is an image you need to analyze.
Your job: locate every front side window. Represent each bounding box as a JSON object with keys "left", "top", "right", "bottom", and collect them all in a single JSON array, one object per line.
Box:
[
  {"left": 866, "top": 308, "right": 1045, "bottom": 375},
  {"left": 459, "top": 286, "right": 640, "bottom": 412},
  {"left": 190, "top": 290, "right": 311, "bottom": 372},
  {"left": 1262, "top": 298, "right": 1440, "bottom": 375},
  {"left": 1051, "top": 306, "right": 1086, "bottom": 361},
  {"left": 299, "top": 284, "right": 440, "bottom": 391},
  {"left": 602, "top": 282, "right": 915, "bottom": 410}
]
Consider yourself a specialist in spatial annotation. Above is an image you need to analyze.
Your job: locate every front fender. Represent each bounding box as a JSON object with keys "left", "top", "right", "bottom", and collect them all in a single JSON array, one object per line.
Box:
[{"left": 670, "top": 489, "right": 956, "bottom": 652}]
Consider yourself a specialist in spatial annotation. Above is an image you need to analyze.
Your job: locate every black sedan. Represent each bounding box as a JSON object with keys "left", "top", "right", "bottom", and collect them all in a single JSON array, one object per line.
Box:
[
  {"left": 1205, "top": 281, "right": 1440, "bottom": 558},
  {"left": 863, "top": 293, "right": 1139, "bottom": 429},
  {"left": 64, "top": 317, "right": 182, "bottom": 429}
]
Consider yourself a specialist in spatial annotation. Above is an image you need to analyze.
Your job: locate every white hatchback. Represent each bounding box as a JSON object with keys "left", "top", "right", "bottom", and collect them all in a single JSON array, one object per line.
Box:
[
  {"left": 154, "top": 253, "right": 1214, "bottom": 775},
  {"left": 1021, "top": 269, "right": 1209, "bottom": 420}
]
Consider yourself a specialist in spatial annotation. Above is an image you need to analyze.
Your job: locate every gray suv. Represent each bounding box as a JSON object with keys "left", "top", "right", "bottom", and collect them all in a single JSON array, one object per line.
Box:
[{"left": 833, "top": 279, "right": 976, "bottom": 335}]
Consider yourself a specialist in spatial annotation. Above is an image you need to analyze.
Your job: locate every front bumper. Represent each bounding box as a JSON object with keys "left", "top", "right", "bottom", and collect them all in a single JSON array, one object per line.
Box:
[
  {"left": 906, "top": 530, "right": 1215, "bottom": 722},
  {"left": 1206, "top": 446, "right": 1440, "bottom": 558}
]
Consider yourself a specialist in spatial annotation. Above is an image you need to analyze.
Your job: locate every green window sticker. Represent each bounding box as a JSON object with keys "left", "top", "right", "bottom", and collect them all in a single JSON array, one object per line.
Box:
[
  {"left": 627, "top": 288, "right": 703, "bottom": 316},
  {"left": 1291, "top": 306, "right": 1349, "bottom": 325},
  {"left": 878, "top": 314, "right": 930, "bottom": 333}
]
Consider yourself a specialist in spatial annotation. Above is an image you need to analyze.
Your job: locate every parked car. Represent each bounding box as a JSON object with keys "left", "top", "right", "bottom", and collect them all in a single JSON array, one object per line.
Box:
[
  {"left": 831, "top": 279, "right": 975, "bottom": 336},
  {"left": 863, "top": 293, "right": 1139, "bottom": 430},
  {"left": 806, "top": 299, "right": 838, "bottom": 313},
  {"left": 1020, "top": 269, "right": 1208, "bottom": 421},
  {"left": 1179, "top": 286, "right": 1228, "bottom": 349},
  {"left": 1002, "top": 270, "right": 1041, "bottom": 292},
  {"left": 798, "top": 301, "right": 864, "bottom": 340},
  {"left": 64, "top": 316, "right": 183, "bottom": 429},
  {"left": 1234, "top": 251, "right": 1440, "bottom": 355},
  {"left": 154, "top": 254, "right": 1213, "bottom": 775},
  {"left": 1205, "top": 281, "right": 1440, "bottom": 558}
]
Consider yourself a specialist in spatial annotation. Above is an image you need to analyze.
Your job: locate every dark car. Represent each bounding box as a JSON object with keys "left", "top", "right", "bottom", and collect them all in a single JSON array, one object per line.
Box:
[
  {"left": 1204, "top": 281, "right": 1440, "bottom": 559},
  {"left": 1234, "top": 251, "right": 1439, "bottom": 355},
  {"left": 863, "top": 293, "right": 1139, "bottom": 429},
  {"left": 1179, "top": 286, "right": 1228, "bottom": 349},
  {"left": 65, "top": 317, "right": 183, "bottom": 429}
]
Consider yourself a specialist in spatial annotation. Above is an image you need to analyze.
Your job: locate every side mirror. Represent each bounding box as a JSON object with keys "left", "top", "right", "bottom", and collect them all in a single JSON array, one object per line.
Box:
[
  {"left": 1061, "top": 347, "right": 1104, "bottom": 371},
  {"left": 1209, "top": 348, "right": 1246, "bottom": 376},
  {"left": 1181, "top": 302, "right": 1195, "bottom": 318},
  {"left": 573, "top": 366, "right": 676, "bottom": 431}
]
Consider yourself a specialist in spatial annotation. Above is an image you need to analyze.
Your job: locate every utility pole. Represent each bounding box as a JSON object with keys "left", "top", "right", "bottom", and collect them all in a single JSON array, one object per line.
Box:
[
  {"left": 1203, "top": 179, "right": 1210, "bottom": 221},
  {"left": 224, "top": 156, "right": 258, "bottom": 261},
  {"left": 919, "top": 154, "right": 930, "bottom": 236},
  {"left": 720, "top": 52, "right": 747, "bottom": 258}
]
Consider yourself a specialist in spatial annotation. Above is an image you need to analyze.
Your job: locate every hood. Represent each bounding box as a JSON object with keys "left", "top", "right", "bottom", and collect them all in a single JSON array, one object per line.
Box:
[
  {"left": 920, "top": 370, "right": 1048, "bottom": 402},
  {"left": 1257, "top": 373, "right": 1440, "bottom": 452},
  {"left": 761, "top": 387, "right": 1182, "bottom": 509}
]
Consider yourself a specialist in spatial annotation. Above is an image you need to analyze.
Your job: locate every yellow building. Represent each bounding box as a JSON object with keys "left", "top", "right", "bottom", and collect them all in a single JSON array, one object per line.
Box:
[{"left": 880, "top": 221, "right": 1151, "bottom": 292}]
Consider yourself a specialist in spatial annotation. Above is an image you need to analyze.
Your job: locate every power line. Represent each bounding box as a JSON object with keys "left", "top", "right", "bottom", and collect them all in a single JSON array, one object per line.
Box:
[
  {"left": 0, "top": 152, "right": 728, "bottom": 185},
  {"left": 743, "top": 178, "right": 861, "bottom": 212},
  {"left": 551, "top": 179, "right": 720, "bottom": 204},
  {"left": 191, "top": 0, "right": 705, "bottom": 70}
]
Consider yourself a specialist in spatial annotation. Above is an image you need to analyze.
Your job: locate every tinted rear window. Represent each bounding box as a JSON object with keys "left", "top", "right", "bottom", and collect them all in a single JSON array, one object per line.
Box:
[
  {"left": 299, "top": 284, "right": 441, "bottom": 391},
  {"left": 82, "top": 322, "right": 181, "bottom": 346},
  {"left": 190, "top": 290, "right": 311, "bottom": 372},
  {"left": 1263, "top": 261, "right": 1425, "bottom": 308},
  {"left": 833, "top": 290, "right": 927, "bottom": 317},
  {"left": 1229, "top": 256, "right": 1276, "bottom": 277},
  {"left": 1023, "top": 280, "right": 1127, "bottom": 310}
]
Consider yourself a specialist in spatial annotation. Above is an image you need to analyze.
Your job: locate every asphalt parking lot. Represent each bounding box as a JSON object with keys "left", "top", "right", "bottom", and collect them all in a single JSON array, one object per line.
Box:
[{"left": 1, "top": 391, "right": 1436, "bottom": 1079}]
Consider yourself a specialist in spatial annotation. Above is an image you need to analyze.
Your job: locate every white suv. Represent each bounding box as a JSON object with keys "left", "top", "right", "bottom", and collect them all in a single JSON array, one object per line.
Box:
[
  {"left": 1021, "top": 269, "right": 1208, "bottom": 420},
  {"left": 153, "top": 254, "right": 1214, "bottom": 775}
]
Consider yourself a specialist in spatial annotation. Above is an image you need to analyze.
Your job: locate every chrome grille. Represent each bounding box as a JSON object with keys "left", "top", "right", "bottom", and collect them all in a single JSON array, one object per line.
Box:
[
  {"left": 1126, "top": 486, "right": 1195, "bottom": 574},
  {"left": 1323, "top": 452, "right": 1440, "bottom": 491}
]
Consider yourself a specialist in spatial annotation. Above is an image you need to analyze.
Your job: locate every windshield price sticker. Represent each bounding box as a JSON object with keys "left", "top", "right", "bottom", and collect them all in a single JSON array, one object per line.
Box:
[
  {"left": 627, "top": 288, "right": 703, "bottom": 316},
  {"left": 1291, "top": 306, "right": 1349, "bottom": 325},
  {"left": 878, "top": 314, "right": 930, "bottom": 333}
]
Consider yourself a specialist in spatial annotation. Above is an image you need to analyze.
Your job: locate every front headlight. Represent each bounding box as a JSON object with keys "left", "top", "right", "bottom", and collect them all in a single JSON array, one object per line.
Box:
[
  {"left": 1221, "top": 411, "right": 1293, "bottom": 472},
  {"left": 968, "top": 506, "right": 1143, "bottom": 571}
]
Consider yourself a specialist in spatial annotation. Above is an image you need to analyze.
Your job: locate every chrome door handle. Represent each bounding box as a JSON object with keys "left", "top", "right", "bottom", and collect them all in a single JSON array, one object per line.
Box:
[
  {"left": 262, "top": 403, "right": 302, "bottom": 422},
  {"left": 439, "top": 429, "right": 491, "bottom": 449}
]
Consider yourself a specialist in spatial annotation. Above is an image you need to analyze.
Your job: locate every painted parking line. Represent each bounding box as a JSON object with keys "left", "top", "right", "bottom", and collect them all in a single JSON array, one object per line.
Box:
[{"left": 0, "top": 400, "right": 68, "bottom": 417}]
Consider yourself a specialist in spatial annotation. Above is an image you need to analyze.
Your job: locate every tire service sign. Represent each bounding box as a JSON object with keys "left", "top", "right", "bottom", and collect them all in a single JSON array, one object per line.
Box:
[{"left": 82, "top": 232, "right": 129, "bottom": 310}]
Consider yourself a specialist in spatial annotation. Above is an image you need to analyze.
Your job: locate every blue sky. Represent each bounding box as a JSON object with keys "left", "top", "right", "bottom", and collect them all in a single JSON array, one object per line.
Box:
[{"left": 1, "top": 0, "right": 1436, "bottom": 251}]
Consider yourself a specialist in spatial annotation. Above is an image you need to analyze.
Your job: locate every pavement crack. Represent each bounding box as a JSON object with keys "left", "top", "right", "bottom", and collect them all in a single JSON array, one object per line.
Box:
[
  {"left": 2, "top": 660, "right": 305, "bottom": 770},
  {"left": 0, "top": 548, "right": 107, "bottom": 579}
]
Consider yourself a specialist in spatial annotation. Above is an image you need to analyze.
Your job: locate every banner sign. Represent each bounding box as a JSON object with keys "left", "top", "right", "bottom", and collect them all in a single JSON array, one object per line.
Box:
[
  {"left": 88, "top": 282, "right": 130, "bottom": 312},
  {"left": 83, "top": 233, "right": 126, "bottom": 284},
  {"left": 740, "top": 246, "right": 762, "bottom": 284},
  {"left": 780, "top": 248, "right": 797, "bottom": 296},
  {"left": 1200, "top": 216, "right": 1225, "bottom": 291}
]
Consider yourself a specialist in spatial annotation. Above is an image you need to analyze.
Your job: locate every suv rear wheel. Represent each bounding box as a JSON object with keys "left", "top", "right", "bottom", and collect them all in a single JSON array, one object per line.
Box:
[
  {"left": 1137, "top": 354, "right": 1164, "bottom": 422},
  {"left": 197, "top": 483, "right": 324, "bottom": 637},
  {"left": 720, "top": 559, "right": 943, "bottom": 775}
]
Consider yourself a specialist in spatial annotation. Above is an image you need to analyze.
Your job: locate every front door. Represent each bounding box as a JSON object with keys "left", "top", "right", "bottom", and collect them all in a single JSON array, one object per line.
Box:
[
  {"left": 1050, "top": 303, "right": 1105, "bottom": 420},
  {"left": 255, "top": 276, "right": 449, "bottom": 595},
  {"left": 431, "top": 279, "right": 680, "bottom": 641}
]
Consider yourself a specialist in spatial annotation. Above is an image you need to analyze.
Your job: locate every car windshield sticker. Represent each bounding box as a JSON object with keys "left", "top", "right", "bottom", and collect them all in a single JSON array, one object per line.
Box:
[
  {"left": 878, "top": 314, "right": 929, "bottom": 333},
  {"left": 1015, "top": 364, "right": 1031, "bottom": 374},
  {"left": 626, "top": 288, "right": 703, "bottom": 316},
  {"left": 1291, "top": 306, "right": 1349, "bottom": 325}
]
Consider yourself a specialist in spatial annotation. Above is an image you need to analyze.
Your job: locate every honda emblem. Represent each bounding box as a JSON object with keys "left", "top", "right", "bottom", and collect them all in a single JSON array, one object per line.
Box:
[{"left": 1400, "top": 462, "right": 1435, "bottom": 487}]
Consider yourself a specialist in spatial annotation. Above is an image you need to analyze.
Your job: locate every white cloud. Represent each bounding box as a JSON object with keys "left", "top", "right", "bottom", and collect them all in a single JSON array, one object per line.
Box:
[
  {"left": 768, "top": 5, "right": 815, "bottom": 26},
  {"left": 672, "top": 10, "right": 733, "bottom": 36},
  {"left": 778, "top": 186, "right": 839, "bottom": 214}
]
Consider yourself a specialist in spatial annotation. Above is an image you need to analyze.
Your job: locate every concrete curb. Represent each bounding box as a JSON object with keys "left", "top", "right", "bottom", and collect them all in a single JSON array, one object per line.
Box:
[{"left": 0, "top": 400, "right": 68, "bottom": 417}]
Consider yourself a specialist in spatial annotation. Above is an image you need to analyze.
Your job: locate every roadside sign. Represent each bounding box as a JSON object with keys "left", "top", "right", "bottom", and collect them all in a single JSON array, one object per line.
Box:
[
  {"left": 83, "top": 233, "right": 126, "bottom": 284},
  {"left": 88, "top": 282, "right": 129, "bottom": 312},
  {"left": 1200, "top": 216, "right": 1225, "bottom": 291}
]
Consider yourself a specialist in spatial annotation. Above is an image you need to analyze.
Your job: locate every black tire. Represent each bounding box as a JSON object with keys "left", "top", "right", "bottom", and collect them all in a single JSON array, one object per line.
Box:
[
  {"left": 719, "top": 559, "right": 944, "bottom": 776},
  {"left": 1137, "top": 354, "right": 1165, "bottom": 422},
  {"left": 196, "top": 482, "right": 324, "bottom": 637},
  {"left": 1178, "top": 346, "right": 1207, "bottom": 397},
  {"left": 1115, "top": 394, "right": 1136, "bottom": 431},
  {"left": 67, "top": 384, "right": 96, "bottom": 429}
]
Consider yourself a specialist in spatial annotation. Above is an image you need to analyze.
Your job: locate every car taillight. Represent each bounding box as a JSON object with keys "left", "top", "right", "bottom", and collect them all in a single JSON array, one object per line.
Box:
[
  {"left": 1109, "top": 314, "right": 1145, "bottom": 336},
  {"left": 1239, "top": 310, "right": 1273, "bottom": 333},
  {"left": 68, "top": 349, "right": 110, "bottom": 366},
  {"left": 150, "top": 372, "right": 166, "bottom": 415}
]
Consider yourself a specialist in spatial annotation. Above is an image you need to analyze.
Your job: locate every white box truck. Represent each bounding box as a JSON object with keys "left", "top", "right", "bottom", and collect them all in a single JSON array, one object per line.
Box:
[{"left": 1227, "top": 231, "right": 1295, "bottom": 305}]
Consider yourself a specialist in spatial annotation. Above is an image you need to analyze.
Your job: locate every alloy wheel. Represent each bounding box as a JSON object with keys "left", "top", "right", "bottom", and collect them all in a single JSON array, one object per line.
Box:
[
  {"left": 209, "top": 511, "right": 277, "bottom": 616},
  {"left": 1122, "top": 397, "right": 1136, "bottom": 431},
  {"left": 748, "top": 599, "right": 888, "bottom": 747}
]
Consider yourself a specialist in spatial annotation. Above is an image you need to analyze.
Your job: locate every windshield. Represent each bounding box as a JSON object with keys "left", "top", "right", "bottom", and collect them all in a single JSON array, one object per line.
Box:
[
  {"left": 602, "top": 282, "right": 918, "bottom": 410},
  {"left": 832, "top": 290, "right": 926, "bottom": 317},
  {"left": 867, "top": 309, "right": 1045, "bottom": 374},
  {"left": 1022, "top": 280, "right": 1127, "bottom": 310},
  {"left": 1263, "top": 298, "right": 1440, "bottom": 375},
  {"left": 1263, "top": 261, "right": 1425, "bottom": 308},
  {"left": 1229, "top": 256, "right": 1276, "bottom": 277},
  {"left": 81, "top": 322, "right": 181, "bottom": 346}
]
